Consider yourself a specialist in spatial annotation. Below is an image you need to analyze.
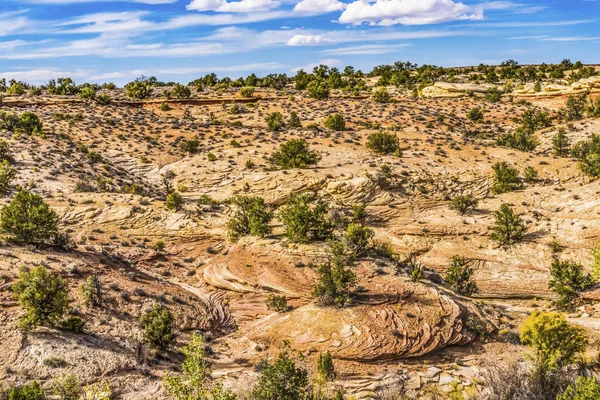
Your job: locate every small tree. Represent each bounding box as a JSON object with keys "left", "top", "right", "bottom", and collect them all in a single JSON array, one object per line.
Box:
[
  {"left": 266, "top": 111, "right": 285, "bottom": 132},
  {"left": 17, "top": 112, "right": 43, "bottom": 135},
  {"left": 450, "top": 194, "right": 478, "bottom": 215},
  {"left": 0, "top": 111, "right": 19, "bottom": 132},
  {"left": 445, "top": 255, "right": 478, "bottom": 297},
  {"left": 171, "top": 83, "right": 191, "bottom": 99},
  {"left": 553, "top": 128, "right": 571, "bottom": 156},
  {"left": 491, "top": 162, "right": 522, "bottom": 194},
  {"left": 227, "top": 196, "right": 273, "bottom": 241},
  {"left": 164, "top": 332, "right": 237, "bottom": 400},
  {"left": 343, "top": 223, "right": 374, "bottom": 260},
  {"left": 372, "top": 88, "right": 391, "bottom": 103},
  {"left": 366, "top": 132, "right": 399, "bottom": 155},
  {"left": 12, "top": 266, "right": 68, "bottom": 329},
  {"left": 323, "top": 114, "right": 345, "bottom": 131},
  {"left": 166, "top": 192, "right": 183, "bottom": 211},
  {"left": 266, "top": 294, "right": 289, "bottom": 312},
  {"left": 0, "top": 188, "right": 59, "bottom": 245},
  {"left": 549, "top": 259, "right": 594, "bottom": 310},
  {"left": 0, "top": 159, "right": 17, "bottom": 192},
  {"left": 278, "top": 192, "right": 334, "bottom": 243},
  {"left": 0, "top": 139, "right": 12, "bottom": 162},
  {"left": 520, "top": 311, "right": 587, "bottom": 373},
  {"left": 485, "top": 87, "right": 502, "bottom": 103},
  {"left": 562, "top": 94, "right": 587, "bottom": 121},
  {"left": 269, "top": 139, "right": 319, "bottom": 169},
  {"left": 125, "top": 77, "right": 154, "bottom": 99},
  {"left": 252, "top": 347, "right": 309, "bottom": 400},
  {"left": 288, "top": 111, "right": 302, "bottom": 128},
  {"left": 467, "top": 107, "right": 484, "bottom": 123},
  {"left": 140, "top": 305, "right": 175, "bottom": 349},
  {"left": 313, "top": 261, "right": 356, "bottom": 308},
  {"left": 490, "top": 203, "right": 527, "bottom": 245},
  {"left": 80, "top": 275, "right": 102, "bottom": 307},
  {"left": 557, "top": 376, "right": 600, "bottom": 400},
  {"left": 239, "top": 86, "right": 255, "bottom": 98},
  {"left": 307, "top": 80, "right": 329, "bottom": 99},
  {"left": 316, "top": 351, "right": 335, "bottom": 382},
  {"left": 6, "top": 381, "right": 45, "bottom": 400}
]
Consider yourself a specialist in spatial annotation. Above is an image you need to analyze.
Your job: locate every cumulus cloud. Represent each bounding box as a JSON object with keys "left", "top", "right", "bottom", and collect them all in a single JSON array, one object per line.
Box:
[
  {"left": 338, "top": 0, "right": 483, "bottom": 26},
  {"left": 287, "top": 34, "right": 330, "bottom": 45},
  {"left": 187, "top": 0, "right": 280, "bottom": 12},
  {"left": 293, "top": 0, "right": 346, "bottom": 14}
]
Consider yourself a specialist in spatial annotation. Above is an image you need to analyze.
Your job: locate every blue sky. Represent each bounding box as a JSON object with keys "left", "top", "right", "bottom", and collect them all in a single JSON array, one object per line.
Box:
[{"left": 0, "top": 0, "right": 598, "bottom": 85}]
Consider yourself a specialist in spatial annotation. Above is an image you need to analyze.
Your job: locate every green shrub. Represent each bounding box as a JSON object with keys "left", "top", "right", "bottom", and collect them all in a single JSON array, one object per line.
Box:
[
  {"left": 269, "top": 139, "right": 319, "bottom": 169},
  {"left": 17, "top": 112, "right": 43, "bottom": 135},
  {"left": 253, "top": 348, "right": 308, "bottom": 400},
  {"left": 313, "top": 260, "right": 356, "bottom": 307},
  {"left": 490, "top": 203, "right": 526, "bottom": 246},
  {"left": 12, "top": 266, "right": 68, "bottom": 329},
  {"left": 141, "top": 305, "right": 175, "bottom": 349},
  {"left": 323, "top": 114, "right": 345, "bottom": 131},
  {"left": 239, "top": 86, "right": 255, "bottom": 98},
  {"left": 365, "top": 132, "right": 399, "bottom": 155},
  {"left": 372, "top": 87, "right": 391, "bottom": 103},
  {"left": 52, "top": 373, "right": 82, "bottom": 400},
  {"left": 179, "top": 137, "right": 199, "bottom": 154},
  {"left": 266, "top": 294, "right": 289, "bottom": 312},
  {"left": 0, "top": 160, "right": 17, "bottom": 192},
  {"left": 445, "top": 255, "right": 478, "bottom": 297},
  {"left": 549, "top": 259, "right": 594, "bottom": 310},
  {"left": 467, "top": 107, "right": 484, "bottom": 122},
  {"left": 520, "top": 311, "right": 587, "bottom": 373},
  {"left": 466, "top": 315, "right": 490, "bottom": 340},
  {"left": 485, "top": 87, "right": 502, "bottom": 103},
  {"left": 166, "top": 192, "right": 183, "bottom": 211},
  {"left": 449, "top": 194, "right": 478, "bottom": 215},
  {"left": 587, "top": 97, "right": 600, "bottom": 118},
  {"left": 316, "top": 351, "right": 335, "bottom": 382},
  {"left": 497, "top": 126, "right": 538, "bottom": 151},
  {"left": 307, "top": 80, "right": 329, "bottom": 99},
  {"left": 491, "top": 161, "right": 522, "bottom": 194},
  {"left": 0, "top": 111, "right": 19, "bottom": 132},
  {"left": 0, "top": 188, "right": 59, "bottom": 245},
  {"left": 278, "top": 192, "right": 334, "bottom": 243},
  {"left": 7, "top": 381, "right": 44, "bottom": 400},
  {"left": 553, "top": 128, "right": 571, "bottom": 156},
  {"left": 513, "top": 109, "right": 550, "bottom": 131},
  {"left": 557, "top": 376, "right": 600, "bottom": 400},
  {"left": 288, "top": 111, "right": 302, "bottom": 128},
  {"left": 80, "top": 275, "right": 102, "bottom": 307},
  {"left": 0, "top": 139, "right": 12, "bottom": 162},
  {"left": 561, "top": 94, "right": 587, "bottom": 121},
  {"left": 343, "top": 223, "right": 374, "bottom": 260},
  {"left": 571, "top": 134, "right": 600, "bottom": 178},
  {"left": 125, "top": 77, "right": 154, "bottom": 99},
  {"left": 164, "top": 333, "right": 236, "bottom": 400},
  {"left": 227, "top": 196, "right": 273, "bottom": 241},
  {"left": 96, "top": 93, "right": 111, "bottom": 105},
  {"left": 266, "top": 111, "right": 285, "bottom": 132},
  {"left": 171, "top": 83, "right": 191, "bottom": 99},
  {"left": 523, "top": 166, "right": 538, "bottom": 182},
  {"left": 62, "top": 316, "right": 84, "bottom": 333}
]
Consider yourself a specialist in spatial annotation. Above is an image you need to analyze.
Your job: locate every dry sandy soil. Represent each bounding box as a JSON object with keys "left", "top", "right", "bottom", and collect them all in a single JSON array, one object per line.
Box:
[{"left": 1, "top": 77, "right": 600, "bottom": 399}]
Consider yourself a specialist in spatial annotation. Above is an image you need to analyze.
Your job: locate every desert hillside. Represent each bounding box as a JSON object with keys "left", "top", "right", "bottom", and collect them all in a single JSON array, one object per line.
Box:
[{"left": 2, "top": 61, "right": 600, "bottom": 399}]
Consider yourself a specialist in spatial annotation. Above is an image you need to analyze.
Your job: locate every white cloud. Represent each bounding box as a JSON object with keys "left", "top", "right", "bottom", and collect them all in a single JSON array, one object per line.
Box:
[
  {"left": 15, "top": 0, "right": 176, "bottom": 3},
  {"left": 321, "top": 43, "right": 412, "bottom": 54},
  {"left": 293, "top": 0, "right": 346, "bottom": 14},
  {"left": 187, "top": 0, "right": 281, "bottom": 12},
  {"left": 0, "top": 68, "right": 91, "bottom": 82},
  {"left": 338, "top": 0, "right": 483, "bottom": 26},
  {"left": 287, "top": 34, "right": 330, "bottom": 45},
  {"left": 292, "top": 58, "right": 340, "bottom": 73}
]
